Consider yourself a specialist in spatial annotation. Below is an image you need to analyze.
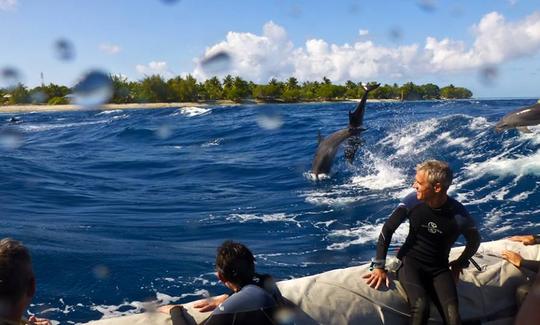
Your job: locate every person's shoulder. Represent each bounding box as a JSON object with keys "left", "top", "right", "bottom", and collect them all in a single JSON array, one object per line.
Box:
[
  {"left": 448, "top": 196, "right": 476, "bottom": 228},
  {"left": 213, "top": 285, "right": 275, "bottom": 315},
  {"left": 447, "top": 196, "right": 470, "bottom": 215},
  {"left": 400, "top": 192, "right": 421, "bottom": 211}
]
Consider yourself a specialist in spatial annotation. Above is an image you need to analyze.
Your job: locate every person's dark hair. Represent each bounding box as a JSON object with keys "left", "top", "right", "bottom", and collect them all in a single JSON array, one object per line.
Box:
[
  {"left": 0, "top": 238, "right": 33, "bottom": 307},
  {"left": 215, "top": 241, "right": 255, "bottom": 287}
]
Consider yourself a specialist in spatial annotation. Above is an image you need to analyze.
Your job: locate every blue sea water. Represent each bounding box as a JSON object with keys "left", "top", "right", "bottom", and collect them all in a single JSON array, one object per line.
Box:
[{"left": 1, "top": 99, "right": 539, "bottom": 323}]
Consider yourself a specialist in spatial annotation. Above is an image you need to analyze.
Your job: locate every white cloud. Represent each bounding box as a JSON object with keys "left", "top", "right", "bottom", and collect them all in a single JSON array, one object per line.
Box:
[
  {"left": 0, "top": 0, "right": 17, "bottom": 11},
  {"left": 192, "top": 12, "right": 540, "bottom": 83},
  {"left": 358, "top": 29, "right": 369, "bottom": 36},
  {"left": 135, "top": 61, "right": 174, "bottom": 79},
  {"left": 100, "top": 43, "right": 121, "bottom": 55}
]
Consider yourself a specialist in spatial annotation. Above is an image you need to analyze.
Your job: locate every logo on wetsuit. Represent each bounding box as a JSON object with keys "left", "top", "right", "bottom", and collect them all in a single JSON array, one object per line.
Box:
[{"left": 423, "top": 221, "right": 443, "bottom": 234}]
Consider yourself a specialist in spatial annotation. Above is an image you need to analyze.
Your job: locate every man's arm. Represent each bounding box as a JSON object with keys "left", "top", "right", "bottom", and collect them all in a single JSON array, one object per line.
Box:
[
  {"left": 363, "top": 205, "right": 407, "bottom": 290},
  {"left": 450, "top": 225, "right": 481, "bottom": 269}
]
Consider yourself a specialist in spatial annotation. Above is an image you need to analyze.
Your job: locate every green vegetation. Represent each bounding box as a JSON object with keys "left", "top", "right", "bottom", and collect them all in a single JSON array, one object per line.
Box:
[{"left": 1, "top": 75, "right": 473, "bottom": 106}]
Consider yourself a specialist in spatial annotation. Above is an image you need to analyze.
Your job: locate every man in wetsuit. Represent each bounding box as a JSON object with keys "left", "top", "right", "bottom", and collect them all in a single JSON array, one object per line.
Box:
[{"left": 363, "top": 160, "right": 480, "bottom": 325}]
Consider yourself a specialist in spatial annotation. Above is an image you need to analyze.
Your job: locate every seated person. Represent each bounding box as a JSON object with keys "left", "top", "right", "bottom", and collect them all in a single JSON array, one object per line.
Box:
[
  {"left": 502, "top": 234, "right": 540, "bottom": 273},
  {"left": 0, "top": 238, "right": 51, "bottom": 325},
  {"left": 159, "top": 240, "right": 284, "bottom": 325}
]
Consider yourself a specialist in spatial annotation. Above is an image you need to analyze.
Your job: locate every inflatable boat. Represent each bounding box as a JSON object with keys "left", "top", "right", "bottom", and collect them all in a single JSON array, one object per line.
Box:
[{"left": 85, "top": 239, "right": 538, "bottom": 324}]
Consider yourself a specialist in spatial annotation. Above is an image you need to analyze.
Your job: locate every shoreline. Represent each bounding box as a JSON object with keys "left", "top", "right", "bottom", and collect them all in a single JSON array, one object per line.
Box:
[{"left": 0, "top": 98, "right": 402, "bottom": 114}]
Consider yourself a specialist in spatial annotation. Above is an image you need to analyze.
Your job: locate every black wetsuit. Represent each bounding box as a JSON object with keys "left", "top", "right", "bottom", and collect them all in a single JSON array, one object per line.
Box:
[{"left": 374, "top": 192, "right": 480, "bottom": 325}]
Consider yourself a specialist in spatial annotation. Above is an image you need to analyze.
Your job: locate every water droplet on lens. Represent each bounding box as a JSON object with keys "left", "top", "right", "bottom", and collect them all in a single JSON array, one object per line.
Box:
[
  {"left": 160, "top": 0, "right": 180, "bottom": 5},
  {"left": 30, "top": 91, "right": 47, "bottom": 104},
  {"left": 92, "top": 265, "right": 110, "bottom": 279},
  {"left": 54, "top": 39, "right": 75, "bottom": 61},
  {"left": 417, "top": 0, "right": 437, "bottom": 12},
  {"left": 256, "top": 108, "right": 284, "bottom": 130},
  {"left": 0, "top": 127, "right": 24, "bottom": 150},
  {"left": 388, "top": 27, "right": 403, "bottom": 42},
  {"left": 200, "top": 51, "right": 232, "bottom": 74},
  {"left": 156, "top": 125, "right": 173, "bottom": 139},
  {"left": 0, "top": 67, "right": 21, "bottom": 90},
  {"left": 72, "top": 70, "right": 113, "bottom": 109},
  {"left": 479, "top": 66, "right": 498, "bottom": 86}
]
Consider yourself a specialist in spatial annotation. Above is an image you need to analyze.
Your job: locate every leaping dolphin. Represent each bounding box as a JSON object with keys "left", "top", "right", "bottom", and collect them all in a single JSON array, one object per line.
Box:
[
  {"left": 495, "top": 100, "right": 540, "bottom": 133},
  {"left": 311, "top": 83, "right": 380, "bottom": 179}
]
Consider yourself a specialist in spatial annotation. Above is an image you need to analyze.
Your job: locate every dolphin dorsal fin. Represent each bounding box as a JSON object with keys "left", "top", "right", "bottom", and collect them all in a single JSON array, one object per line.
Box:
[{"left": 317, "top": 130, "right": 323, "bottom": 144}]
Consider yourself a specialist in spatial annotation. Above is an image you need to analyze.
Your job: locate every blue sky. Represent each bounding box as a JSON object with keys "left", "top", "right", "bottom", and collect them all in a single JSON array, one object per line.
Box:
[{"left": 1, "top": 0, "right": 539, "bottom": 97}]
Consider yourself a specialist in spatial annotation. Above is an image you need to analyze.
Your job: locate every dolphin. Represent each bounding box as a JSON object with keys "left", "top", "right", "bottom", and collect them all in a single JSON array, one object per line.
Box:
[
  {"left": 311, "top": 83, "right": 380, "bottom": 179},
  {"left": 495, "top": 100, "right": 540, "bottom": 133}
]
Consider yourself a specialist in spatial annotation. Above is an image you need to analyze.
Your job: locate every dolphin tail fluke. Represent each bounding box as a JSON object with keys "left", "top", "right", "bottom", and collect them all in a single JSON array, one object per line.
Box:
[{"left": 362, "top": 82, "right": 381, "bottom": 92}]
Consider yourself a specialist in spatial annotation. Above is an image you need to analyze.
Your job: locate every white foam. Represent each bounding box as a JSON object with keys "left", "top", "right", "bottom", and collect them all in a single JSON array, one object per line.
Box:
[
  {"left": 464, "top": 150, "right": 540, "bottom": 178},
  {"left": 174, "top": 106, "right": 211, "bottom": 117},
  {"left": 326, "top": 221, "right": 409, "bottom": 250},
  {"left": 380, "top": 117, "right": 439, "bottom": 157},
  {"left": 437, "top": 132, "right": 470, "bottom": 148},
  {"left": 350, "top": 161, "right": 407, "bottom": 190},
  {"left": 469, "top": 116, "right": 491, "bottom": 130},
  {"left": 20, "top": 120, "right": 109, "bottom": 132},
  {"left": 91, "top": 289, "right": 209, "bottom": 319},
  {"left": 96, "top": 109, "right": 122, "bottom": 115},
  {"left": 227, "top": 213, "right": 301, "bottom": 227},
  {"left": 201, "top": 138, "right": 223, "bottom": 147}
]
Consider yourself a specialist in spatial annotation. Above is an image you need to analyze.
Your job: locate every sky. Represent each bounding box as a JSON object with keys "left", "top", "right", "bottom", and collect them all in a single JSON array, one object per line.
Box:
[{"left": 1, "top": 0, "right": 540, "bottom": 98}]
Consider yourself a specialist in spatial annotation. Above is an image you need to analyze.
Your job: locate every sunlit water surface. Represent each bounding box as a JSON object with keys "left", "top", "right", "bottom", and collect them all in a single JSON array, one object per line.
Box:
[{"left": 1, "top": 99, "right": 539, "bottom": 323}]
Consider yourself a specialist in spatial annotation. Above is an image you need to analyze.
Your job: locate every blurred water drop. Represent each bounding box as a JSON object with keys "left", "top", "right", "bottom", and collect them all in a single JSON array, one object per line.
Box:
[
  {"left": 288, "top": 5, "right": 302, "bottom": 18},
  {"left": 388, "top": 27, "right": 403, "bottom": 42},
  {"left": 200, "top": 51, "right": 232, "bottom": 74},
  {"left": 71, "top": 70, "right": 113, "bottom": 109},
  {"left": 0, "top": 127, "right": 24, "bottom": 150},
  {"left": 30, "top": 91, "right": 47, "bottom": 104},
  {"left": 92, "top": 265, "right": 110, "bottom": 279},
  {"left": 479, "top": 66, "right": 498, "bottom": 86},
  {"left": 256, "top": 108, "right": 284, "bottom": 130},
  {"left": 348, "top": 2, "right": 361, "bottom": 14},
  {"left": 54, "top": 39, "right": 75, "bottom": 61},
  {"left": 417, "top": 0, "right": 437, "bottom": 12},
  {"left": 156, "top": 124, "right": 173, "bottom": 140},
  {"left": 160, "top": 0, "right": 180, "bottom": 5},
  {"left": 0, "top": 67, "right": 21, "bottom": 90}
]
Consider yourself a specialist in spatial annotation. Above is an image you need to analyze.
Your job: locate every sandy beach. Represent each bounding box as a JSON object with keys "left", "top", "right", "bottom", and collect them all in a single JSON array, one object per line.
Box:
[{"left": 0, "top": 99, "right": 399, "bottom": 114}]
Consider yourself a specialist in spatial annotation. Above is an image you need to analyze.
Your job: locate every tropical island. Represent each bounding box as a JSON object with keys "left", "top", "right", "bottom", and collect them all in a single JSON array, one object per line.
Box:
[{"left": 1, "top": 74, "right": 473, "bottom": 108}]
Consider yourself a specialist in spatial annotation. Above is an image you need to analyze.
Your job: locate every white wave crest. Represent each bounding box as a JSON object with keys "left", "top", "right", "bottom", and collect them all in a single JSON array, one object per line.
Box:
[
  {"left": 201, "top": 138, "right": 223, "bottom": 147},
  {"left": 227, "top": 213, "right": 301, "bottom": 227},
  {"left": 351, "top": 160, "right": 407, "bottom": 190},
  {"left": 96, "top": 109, "right": 122, "bottom": 115},
  {"left": 464, "top": 150, "right": 540, "bottom": 178},
  {"left": 326, "top": 221, "right": 409, "bottom": 250},
  {"left": 19, "top": 120, "right": 109, "bottom": 132},
  {"left": 174, "top": 106, "right": 211, "bottom": 117}
]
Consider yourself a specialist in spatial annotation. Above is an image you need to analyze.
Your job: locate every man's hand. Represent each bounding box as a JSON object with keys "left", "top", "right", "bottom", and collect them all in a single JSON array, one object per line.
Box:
[
  {"left": 362, "top": 268, "right": 390, "bottom": 290},
  {"left": 508, "top": 235, "right": 537, "bottom": 245},
  {"left": 193, "top": 294, "right": 229, "bottom": 312},
  {"left": 502, "top": 250, "right": 523, "bottom": 268},
  {"left": 29, "top": 316, "right": 51, "bottom": 325}
]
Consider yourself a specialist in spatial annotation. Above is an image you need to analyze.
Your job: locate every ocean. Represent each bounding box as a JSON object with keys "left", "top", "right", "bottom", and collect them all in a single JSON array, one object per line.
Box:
[{"left": 1, "top": 99, "right": 539, "bottom": 323}]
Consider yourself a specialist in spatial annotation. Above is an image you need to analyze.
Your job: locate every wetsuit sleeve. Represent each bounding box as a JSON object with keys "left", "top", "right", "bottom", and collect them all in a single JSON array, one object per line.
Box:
[
  {"left": 521, "top": 260, "right": 540, "bottom": 273},
  {"left": 374, "top": 205, "right": 408, "bottom": 269},
  {"left": 452, "top": 208, "right": 481, "bottom": 268}
]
